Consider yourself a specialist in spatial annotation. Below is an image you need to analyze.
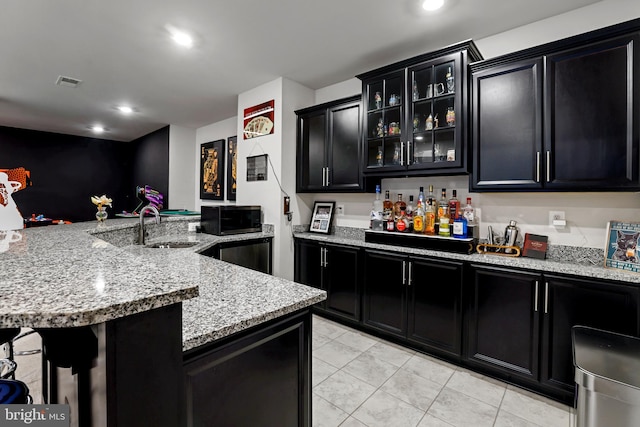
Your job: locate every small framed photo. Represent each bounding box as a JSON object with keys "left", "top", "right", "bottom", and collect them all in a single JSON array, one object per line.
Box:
[
  {"left": 605, "top": 220, "right": 640, "bottom": 274},
  {"left": 309, "top": 201, "right": 335, "bottom": 234}
]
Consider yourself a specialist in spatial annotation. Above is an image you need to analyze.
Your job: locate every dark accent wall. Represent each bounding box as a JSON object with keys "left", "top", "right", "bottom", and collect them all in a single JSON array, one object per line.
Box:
[
  {"left": 0, "top": 125, "right": 170, "bottom": 223},
  {"left": 130, "top": 126, "right": 170, "bottom": 209}
]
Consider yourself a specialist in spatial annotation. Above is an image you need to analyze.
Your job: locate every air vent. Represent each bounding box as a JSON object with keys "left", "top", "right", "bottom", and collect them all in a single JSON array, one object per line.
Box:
[{"left": 55, "top": 75, "right": 82, "bottom": 88}]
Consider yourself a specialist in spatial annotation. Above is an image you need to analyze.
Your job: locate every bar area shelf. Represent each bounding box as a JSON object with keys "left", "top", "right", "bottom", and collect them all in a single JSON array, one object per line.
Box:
[{"left": 364, "top": 230, "right": 476, "bottom": 254}]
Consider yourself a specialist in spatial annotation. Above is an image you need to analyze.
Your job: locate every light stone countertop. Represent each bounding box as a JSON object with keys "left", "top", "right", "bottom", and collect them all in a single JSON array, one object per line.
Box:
[
  {"left": 1, "top": 217, "right": 326, "bottom": 352},
  {"left": 293, "top": 230, "right": 640, "bottom": 286}
]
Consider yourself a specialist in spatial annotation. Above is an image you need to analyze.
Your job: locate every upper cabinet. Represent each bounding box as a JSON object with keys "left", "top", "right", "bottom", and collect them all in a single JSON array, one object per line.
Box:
[
  {"left": 357, "top": 41, "right": 482, "bottom": 178},
  {"left": 471, "top": 20, "right": 640, "bottom": 191},
  {"left": 296, "top": 95, "right": 363, "bottom": 192}
]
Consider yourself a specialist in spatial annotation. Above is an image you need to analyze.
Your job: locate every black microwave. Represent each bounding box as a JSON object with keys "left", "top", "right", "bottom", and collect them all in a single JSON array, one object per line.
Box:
[{"left": 200, "top": 206, "right": 262, "bottom": 235}]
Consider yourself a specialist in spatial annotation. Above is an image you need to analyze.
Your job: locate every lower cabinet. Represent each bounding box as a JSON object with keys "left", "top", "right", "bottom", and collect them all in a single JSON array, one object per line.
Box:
[
  {"left": 363, "top": 249, "right": 464, "bottom": 358},
  {"left": 466, "top": 264, "right": 640, "bottom": 403},
  {"left": 294, "top": 239, "right": 360, "bottom": 321},
  {"left": 183, "top": 310, "right": 312, "bottom": 427}
]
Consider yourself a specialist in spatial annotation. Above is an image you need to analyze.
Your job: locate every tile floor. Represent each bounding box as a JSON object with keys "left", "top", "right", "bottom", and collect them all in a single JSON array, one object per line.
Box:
[{"left": 312, "top": 315, "right": 576, "bottom": 427}]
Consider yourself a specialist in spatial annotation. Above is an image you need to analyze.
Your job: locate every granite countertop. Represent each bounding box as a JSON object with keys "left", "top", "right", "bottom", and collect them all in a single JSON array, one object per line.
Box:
[
  {"left": 293, "top": 228, "right": 640, "bottom": 286},
  {"left": 1, "top": 217, "right": 326, "bottom": 352}
]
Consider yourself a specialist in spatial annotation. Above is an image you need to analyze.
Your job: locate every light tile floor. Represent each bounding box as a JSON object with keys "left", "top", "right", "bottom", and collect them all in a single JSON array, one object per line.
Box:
[{"left": 312, "top": 315, "right": 576, "bottom": 427}]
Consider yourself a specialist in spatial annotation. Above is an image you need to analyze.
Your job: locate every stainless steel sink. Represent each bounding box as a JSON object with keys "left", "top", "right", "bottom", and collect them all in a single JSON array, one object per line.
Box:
[{"left": 145, "top": 241, "right": 199, "bottom": 249}]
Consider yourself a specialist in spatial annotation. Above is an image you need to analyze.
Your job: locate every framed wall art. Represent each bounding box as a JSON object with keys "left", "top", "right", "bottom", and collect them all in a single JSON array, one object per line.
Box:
[
  {"left": 200, "top": 139, "right": 225, "bottom": 200},
  {"left": 246, "top": 154, "right": 268, "bottom": 182},
  {"left": 309, "top": 201, "right": 335, "bottom": 234},
  {"left": 604, "top": 220, "right": 640, "bottom": 274},
  {"left": 227, "top": 136, "right": 237, "bottom": 201},
  {"left": 243, "top": 100, "right": 274, "bottom": 139}
]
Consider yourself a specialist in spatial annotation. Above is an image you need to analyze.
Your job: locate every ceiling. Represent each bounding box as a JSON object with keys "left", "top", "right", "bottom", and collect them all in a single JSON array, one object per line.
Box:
[{"left": 0, "top": 0, "right": 602, "bottom": 142}]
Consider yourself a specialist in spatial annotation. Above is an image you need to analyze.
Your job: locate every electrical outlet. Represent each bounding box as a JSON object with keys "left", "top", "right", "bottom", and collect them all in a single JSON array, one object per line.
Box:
[
  {"left": 188, "top": 222, "right": 200, "bottom": 232},
  {"left": 336, "top": 205, "right": 345, "bottom": 216},
  {"left": 548, "top": 211, "right": 565, "bottom": 227}
]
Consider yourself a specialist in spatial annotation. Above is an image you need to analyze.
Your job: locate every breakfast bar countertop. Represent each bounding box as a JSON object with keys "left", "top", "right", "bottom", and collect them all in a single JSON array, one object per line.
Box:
[{"left": 0, "top": 218, "right": 325, "bottom": 352}]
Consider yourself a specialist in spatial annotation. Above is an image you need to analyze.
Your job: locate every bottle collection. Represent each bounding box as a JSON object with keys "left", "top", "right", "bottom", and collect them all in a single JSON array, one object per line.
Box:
[{"left": 370, "top": 184, "right": 476, "bottom": 239}]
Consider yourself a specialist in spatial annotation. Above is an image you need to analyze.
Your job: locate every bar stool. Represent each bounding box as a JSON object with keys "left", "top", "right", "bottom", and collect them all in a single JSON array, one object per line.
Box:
[{"left": 0, "top": 328, "right": 34, "bottom": 404}]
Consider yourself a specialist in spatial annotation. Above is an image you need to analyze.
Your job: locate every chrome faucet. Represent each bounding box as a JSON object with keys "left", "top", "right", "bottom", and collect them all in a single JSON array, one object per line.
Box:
[{"left": 138, "top": 205, "right": 161, "bottom": 245}]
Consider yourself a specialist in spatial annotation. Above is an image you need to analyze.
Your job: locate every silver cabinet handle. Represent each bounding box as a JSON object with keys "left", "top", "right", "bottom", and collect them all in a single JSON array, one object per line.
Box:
[
  {"left": 401, "top": 142, "right": 405, "bottom": 166},
  {"left": 544, "top": 282, "right": 549, "bottom": 314},
  {"left": 322, "top": 168, "right": 326, "bottom": 187},
  {"left": 402, "top": 261, "right": 406, "bottom": 285},
  {"left": 326, "top": 167, "right": 330, "bottom": 186},
  {"left": 320, "top": 247, "right": 324, "bottom": 267},
  {"left": 534, "top": 281, "right": 539, "bottom": 312},
  {"left": 546, "top": 151, "right": 551, "bottom": 183},
  {"left": 536, "top": 152, "right": 540, "bottom": 183},
  {"left": 407, "top": 142, "right": 412, "bottom": 166},
  {"left": 408, "top": 262, "right": 412, "bottom": 286}
]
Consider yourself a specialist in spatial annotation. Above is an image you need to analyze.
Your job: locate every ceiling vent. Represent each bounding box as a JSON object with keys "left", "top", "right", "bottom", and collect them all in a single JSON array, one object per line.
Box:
[{"left": 55, "top": 75, "right": 82, "bottom": 88}]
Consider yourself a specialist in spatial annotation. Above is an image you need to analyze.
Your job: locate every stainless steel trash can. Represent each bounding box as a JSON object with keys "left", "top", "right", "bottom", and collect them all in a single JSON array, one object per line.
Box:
[{"left": 572, "top": 326, "right": 640, "bottom": 427}]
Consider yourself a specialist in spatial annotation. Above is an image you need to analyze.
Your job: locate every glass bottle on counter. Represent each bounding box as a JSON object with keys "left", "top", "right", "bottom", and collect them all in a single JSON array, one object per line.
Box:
[
  {"left": 462, "top": 197, "right": 476, "bottom": 224},
  {"left": 438, "top": 188, "right": 450, "bottom": 237},
  {"left": 413, "top": 200, "right": 425, "bottom": 234},
  {"left": 406, "top": 195, "right": 414, "bottom": 231},
  {"left": 448, "top": 189, "right": 460, "bottom": 220},
  {"left": 452, "top": 215, "right": 468, "bottom": 239},
  {"left": 425, "top": 199, "right": 436, "bottom": 235},
  {"left": 393, "top": 194, "right": 406, "bottom": 219},
  {"left": 395, "top": 205, "right": 409, "bottom": 232},
  {"left": 383, "top": 190, "right": 394, "bottom": 231},
  {"left": 370, "top": 184, "right": 384, "bottom": 231},
  {"left": 418, "top": 186, "right": 425, "bottom": 207}
]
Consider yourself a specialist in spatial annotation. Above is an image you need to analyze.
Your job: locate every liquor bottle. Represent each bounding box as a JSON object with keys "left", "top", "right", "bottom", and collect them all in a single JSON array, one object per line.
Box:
[
  {"left": 370, "top": 184, "right": 384, "bottom": 230},
  {"left": 413, "top": 200, "right": 425, "bottom": 234},
  {"left": 395, "top": 205, "right": 409, "bottom": 232},
  {"left": 425, "top": 199, "right": 436, "bottom": 235},
  {"left": 393, "top": 194, "right": 406, "bottom": 219},
  {"left": 452, "top": 215, "right": 468, "bottom": 239},
  {"left": 383, "top": 190, "right": 394, "bottom": 231},
  {"left": 427, "top": 185, "right": 438, "bottom": 232},
  {"left": 438, "top": 188, "right": 450, "bottom": 237},
  {"left": 406, "top": 195, "right": 415, "bottom": 231},
  {"left": 448, "top": 189, "right": 460, "bottom": 220},
  {"left": 417, "top": 186, "right": 425, "bottom": 207},
  {"left": 462, "top": 197, "right": 475, "bottom": 224}
]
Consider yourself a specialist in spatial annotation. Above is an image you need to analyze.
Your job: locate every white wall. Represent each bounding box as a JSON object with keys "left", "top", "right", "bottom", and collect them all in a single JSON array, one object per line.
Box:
[{"left": 168, "top": 125, "right": 197, "bottom": 210}]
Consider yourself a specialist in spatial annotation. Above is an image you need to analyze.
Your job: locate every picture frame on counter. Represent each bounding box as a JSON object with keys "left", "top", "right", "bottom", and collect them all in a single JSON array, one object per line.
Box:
[
  {"left": 309, "top": 201, "right": 335, "bottom": 234},
  {"left": 604, "top": 220, "right": 640, "bottom": 274},
  {"left": 200, "top": 139, "right": 225, "bottom": 200}
]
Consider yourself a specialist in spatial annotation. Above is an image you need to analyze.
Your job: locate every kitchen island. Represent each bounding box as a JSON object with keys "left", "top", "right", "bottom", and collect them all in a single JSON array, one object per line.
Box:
[{"left": 0, "top": 217, "right": 325, "bottom": 426}]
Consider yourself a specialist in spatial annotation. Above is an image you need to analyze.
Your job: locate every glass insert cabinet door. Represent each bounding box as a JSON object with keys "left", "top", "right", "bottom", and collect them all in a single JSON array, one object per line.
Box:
[
  {"left": 408, "top": 56, "right": 460, "bottom": 169},
  {"left": 364, "top": 70, "right": 407, "bottom": 170}
]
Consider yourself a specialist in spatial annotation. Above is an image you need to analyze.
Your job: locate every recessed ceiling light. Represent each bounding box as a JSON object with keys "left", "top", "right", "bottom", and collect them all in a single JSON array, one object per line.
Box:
[
  {"left": 117, "top": 106, "right": 134, "bottom": 114},
  {"left": 91, "top": 125, "right": 105, "bottom": 133},
  {"left": 422, "top": 0, "right": 445, "bottom": 11},
  {"left": 166, "top": 25, "right": 194, "bottom": 48}
]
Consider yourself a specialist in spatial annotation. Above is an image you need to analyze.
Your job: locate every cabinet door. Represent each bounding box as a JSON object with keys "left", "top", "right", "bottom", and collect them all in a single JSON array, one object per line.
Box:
[
  {"left": 540, "top": 275, "right": 640, "bottom": 393},
  {"left": 471, "top": 58, "right": 543, "bottom": 190},
  {"left": 545, "top": 34, "right": 640, "bottom": 189},
  {"left": 467, "top": 266, "right": 541, "bottom": 381},
  {"left": 327, "top": 100, "right": 362, "bottom": 190},
  {"left": 408, "top": 53, "right": 464, "bottom": 172},
  {"left": 407, "top": 257, "right": 463, "bottom": 358},
  {"left": 362, "top": 70, "right": 406, "bottom": 172},
  {"left": 324, "top": 244, "right": 360, "bottom": 321},
  {"left": 363, "top": 250, "right": 407, "bottom": 337},
  {"left": 294, "top": 240, "right": 325, "bottom": 309},
  {"left": 297, "top": 110, "right": 327, "bottom": 192}
]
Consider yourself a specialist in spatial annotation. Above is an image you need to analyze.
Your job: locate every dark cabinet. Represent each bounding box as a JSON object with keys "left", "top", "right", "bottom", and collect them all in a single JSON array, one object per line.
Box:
[
  {"left": 294, "top": 239, "right": 360, "bottom": 321},
  {"left": 357, "top": 41, "right": 482, "bottom": 178},
  {"left": 184, "top": 310, "right": 311, "bottom": 427},
  {"left": 471, "top": 24, "right": 640, "bottom": 191},
  {"left": 363, "top": 249, "right": 463, "bottom": 357},
  {"left": 296, "top": 95, "right": 363, "bottom": 192},
  {"left": 540, "top": 275, "right": 640, "bottom": 395},
  {"left": 466, "top": 265, "right": 541, "bottom": 381},
  {"left": 467, "top": 264, "right": 640, "bottom": 404}
]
